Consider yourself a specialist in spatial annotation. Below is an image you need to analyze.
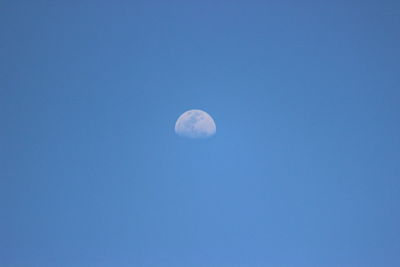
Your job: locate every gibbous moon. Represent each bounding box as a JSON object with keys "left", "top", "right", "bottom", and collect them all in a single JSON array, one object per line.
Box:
[{"left": 175, "top": 109, "right": 216, "bottom": 138}]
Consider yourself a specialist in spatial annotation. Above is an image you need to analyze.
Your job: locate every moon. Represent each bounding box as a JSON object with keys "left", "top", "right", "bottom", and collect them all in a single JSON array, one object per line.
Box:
[{"left": 175, "top": 109, "right": 216, "bottom": 138}]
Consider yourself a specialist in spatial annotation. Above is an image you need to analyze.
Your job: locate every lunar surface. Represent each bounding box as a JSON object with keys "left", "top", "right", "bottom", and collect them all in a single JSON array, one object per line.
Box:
[{"left": 175, "top": 109, "right": 216, "bottom": 138}]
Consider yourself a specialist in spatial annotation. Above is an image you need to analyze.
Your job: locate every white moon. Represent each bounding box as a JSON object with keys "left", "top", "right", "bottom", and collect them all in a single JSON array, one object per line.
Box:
[{"left": 175, "top": 109, "right": 216, "bottom": 138}]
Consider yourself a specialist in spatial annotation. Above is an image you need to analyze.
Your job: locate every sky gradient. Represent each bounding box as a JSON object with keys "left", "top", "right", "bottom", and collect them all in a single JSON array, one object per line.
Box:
[{"left": 2, "top": 1, "right": 400, "bottom": 266}]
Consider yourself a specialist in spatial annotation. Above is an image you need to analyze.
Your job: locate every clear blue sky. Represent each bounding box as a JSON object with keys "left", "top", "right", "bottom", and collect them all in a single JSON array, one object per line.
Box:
[{"left": 1, "top": 1, "right": 400, "bottom": 266}]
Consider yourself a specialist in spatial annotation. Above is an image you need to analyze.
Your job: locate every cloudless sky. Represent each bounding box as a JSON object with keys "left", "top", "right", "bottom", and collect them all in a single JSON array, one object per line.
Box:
[{"left": 1, "top": 1, "right": 400, "bottom": 266}]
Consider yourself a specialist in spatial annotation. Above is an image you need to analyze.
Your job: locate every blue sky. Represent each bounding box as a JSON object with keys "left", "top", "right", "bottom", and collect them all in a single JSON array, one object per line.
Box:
[{"left": 1, "top": 1, "right": 400, "bottom": 266}]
